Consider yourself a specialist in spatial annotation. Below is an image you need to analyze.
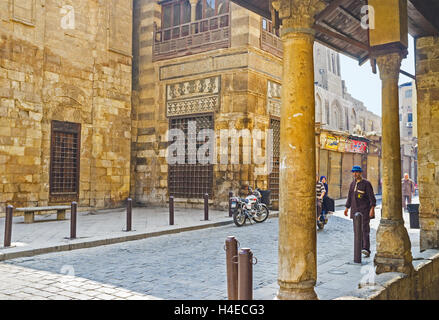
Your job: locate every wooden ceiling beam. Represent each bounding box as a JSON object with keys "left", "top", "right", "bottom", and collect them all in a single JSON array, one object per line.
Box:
[
  {"left": 409, "top": 0, "right": 439, "bottom": 33},
  {"left": 315, "top": 0, "right": 347, "bottom": 22},
  {"left": 313, "top": 23, "right": 370, "bottom": 52},
  {"left": 319, "top": 20, "right": 360, "bottom": 44},
  {"left": 336, "top": 5, "right": 361, "bottom": 24},
  {"left": 230, "top": 0, "right": 271, "bottom": 19}
]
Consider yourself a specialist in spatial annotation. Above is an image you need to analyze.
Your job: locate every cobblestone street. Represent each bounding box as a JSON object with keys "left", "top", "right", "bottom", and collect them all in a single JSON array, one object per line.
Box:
[
  {"left": 1, "top": 197, "right": 425, "bottom": 300},
  {"left": 1, "top": 212, "right": 381, "bottom": 300}
]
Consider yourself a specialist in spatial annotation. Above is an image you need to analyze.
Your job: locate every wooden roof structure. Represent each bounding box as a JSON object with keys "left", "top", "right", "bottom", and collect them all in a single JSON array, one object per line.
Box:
[{"left": 231, "top": 0, "right": 439, "bottom": 66}]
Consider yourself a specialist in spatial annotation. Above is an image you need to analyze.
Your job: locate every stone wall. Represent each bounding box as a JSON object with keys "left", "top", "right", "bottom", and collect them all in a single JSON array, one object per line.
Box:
[
  {"left": 337, "top": 250, "right": 439, "bottom": 300},
  {"left": 0, "top": 0, "right": 132, "bottom": 215},
  {"left": 416, "top": 35, "right": 439, "bottom": 250}
]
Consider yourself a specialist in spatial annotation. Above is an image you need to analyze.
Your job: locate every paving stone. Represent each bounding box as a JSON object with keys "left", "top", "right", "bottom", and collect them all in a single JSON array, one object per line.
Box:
[{"left": 0, "top": 197, "right": 424, "bottom": 300}]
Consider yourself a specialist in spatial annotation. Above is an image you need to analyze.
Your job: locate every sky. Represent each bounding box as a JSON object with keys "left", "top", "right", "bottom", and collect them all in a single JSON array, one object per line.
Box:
[{"left": 339, "top": 35, "right": 416, "bottom": 117}]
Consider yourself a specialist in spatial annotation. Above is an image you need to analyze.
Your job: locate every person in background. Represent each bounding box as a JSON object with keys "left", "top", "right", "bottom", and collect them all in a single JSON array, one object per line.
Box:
[
  {"left": 402, "top": 173, "right": 415, "bottom": 211},
  {"left": 316, "top": 174, "right": 326, "bottom": 227},
  {"left": 344, "top": 165, "right": 376, "bottom": 258},
  {"left": 320, "top": 176, "right": 329, "bottom": 223}
]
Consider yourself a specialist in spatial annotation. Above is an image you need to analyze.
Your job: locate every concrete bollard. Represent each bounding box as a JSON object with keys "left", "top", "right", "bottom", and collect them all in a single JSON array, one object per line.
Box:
[
  {"left": 228, "top": 191, "right": 233, "bottom": 217},
  {"left": 354, "top": 212, "right": 363, "bottom": 263},
  {"left": 204, "top": 193, "right": 209, "bottom": 221},
  {"left": 225, "top": 236, "right": 238, "bottom": 300},
  {"left": 4, "top": 205, "right": 13, "bottom": 247},
  {"left": 126, "top": 198, "right": 132, "bottom": 231},
  {"left": 70, "top": 202, "right": 77, "bottom": 239},
  {"left": 169, "top": 196, "right": 174, "bottom": 225},
  {"left": 238, "top": 248, "right": 253, "bottom": 300}
]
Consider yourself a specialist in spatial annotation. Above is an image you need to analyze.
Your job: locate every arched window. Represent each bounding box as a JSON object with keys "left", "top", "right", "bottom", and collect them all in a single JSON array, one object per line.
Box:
[
  {"left": 351, "top": 108, "right": 357, "bottom": 127},
  {"left": 327, "top": 52, "right": 331, "bottom": 73},
  {"left": 325, "top": 101, "right": 330, "bottom": 125},
  {"left": 195, "top": 0, "right": 229, "bottom": 20},
  {"left": 332, "top": 54, "right": 336, "bottom": 75},
  {"left": 333, "top": 109, "right": 339, "bottom": 129},
  {"left": 205, "top": 0, "right": 215, "bottom": 18},
  {"left": 315, "top": 95, "right": 322, "bottom": 123},
  {"left": 217, "top": 0, "right": 228, "bottom": 14},
  {"left": 196, "top": 1, "right": 203, "bottom": 20}
]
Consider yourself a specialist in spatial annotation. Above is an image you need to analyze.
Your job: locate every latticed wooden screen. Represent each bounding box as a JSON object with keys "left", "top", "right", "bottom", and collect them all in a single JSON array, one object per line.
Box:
[
  {"left": 168, "top": 114, "right": 214, "bottom": 198},
  {"left": 50, "top": 121, "right": 81, "bottom": 201},
  {"left": 269, "top": 118, "right": 280, "bottom": 202}
]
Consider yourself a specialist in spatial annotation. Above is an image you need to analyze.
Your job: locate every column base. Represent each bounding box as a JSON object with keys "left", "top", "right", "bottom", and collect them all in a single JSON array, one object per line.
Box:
[
  {"left": 374, "top": 219, "right": 414, "bottom": 275},
  {"left": 276, "top": 281, "right": 318, "bottom": 300}
]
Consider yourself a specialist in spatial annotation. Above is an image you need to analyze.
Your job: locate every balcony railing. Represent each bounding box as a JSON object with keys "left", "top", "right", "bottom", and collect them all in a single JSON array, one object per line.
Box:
[
  {"left": 260, "top": 29, "right": 283, "bottom": 58},
  {"left": 153, "top": 13, "right": 231, "bottom": 61}
]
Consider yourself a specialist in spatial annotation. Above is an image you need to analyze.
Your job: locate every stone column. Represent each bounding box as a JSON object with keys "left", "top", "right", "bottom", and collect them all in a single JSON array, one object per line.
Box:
[
  {"left": 374, "top": 52, "right": 414, "bottom": 275},
  {"left": 416, "top": 36, "right": 439, "bottom": 251},
  {"left": 274, "top": 0, "right": 325, "bottom": 300}
]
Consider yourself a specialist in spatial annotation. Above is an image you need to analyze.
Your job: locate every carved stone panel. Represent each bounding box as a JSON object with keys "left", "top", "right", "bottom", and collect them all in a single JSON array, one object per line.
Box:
[
  {"left": 12, "top": 0, "right": 35, "bottom": 26},
  {"left": 108, "top": 0, "right": 132, "bottom": 56},
  {"left": 267, "top": 80, "right": 281, "bottom": 117},
  {"left": 166, "top": 76, "right": 221, "bottom": 117}
]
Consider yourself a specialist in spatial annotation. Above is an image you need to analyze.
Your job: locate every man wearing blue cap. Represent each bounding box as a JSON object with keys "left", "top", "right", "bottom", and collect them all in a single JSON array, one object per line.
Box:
[{"left": 344, "top": 165, "right": 376, "bottom": 257}]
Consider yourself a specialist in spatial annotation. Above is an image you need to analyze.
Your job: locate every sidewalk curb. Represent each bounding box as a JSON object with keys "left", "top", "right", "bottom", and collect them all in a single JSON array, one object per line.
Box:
[{"left": 0, "top": 212, "right": 279, "bottom": 262}]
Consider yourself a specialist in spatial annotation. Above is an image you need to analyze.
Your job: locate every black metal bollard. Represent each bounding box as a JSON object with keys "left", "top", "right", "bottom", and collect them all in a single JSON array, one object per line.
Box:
[
  {"left": 228, "top": 191, "right": 233, "bottom": 217},
  {"left": 126, "top": 198, "right": 132, "bottom": 231},
  {"left": 204, "top": 193, "right": 209, "bottom": 221},
  {"left": 70, "top": 202, "right": 77, "bottom": 239},
  {"left": 4, "top": 205, "right": 13, "bottom": 247},
  {"left": 238, "top": 248, "right": 253, "bottom": 300},
  {"left": 169, "top": 196, "right": 174, "bottom": 225},
  {"left": 225, "top": 236, "right": 238, "bottom": 300},
  {"left": 354, "top": 212, "right": 363, "bottom": 263}
]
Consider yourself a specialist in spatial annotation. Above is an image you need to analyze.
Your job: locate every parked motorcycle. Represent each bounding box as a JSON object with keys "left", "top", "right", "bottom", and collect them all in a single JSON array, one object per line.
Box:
[{"left": 230, "top": 187, "right": 269, "bottom": 227}]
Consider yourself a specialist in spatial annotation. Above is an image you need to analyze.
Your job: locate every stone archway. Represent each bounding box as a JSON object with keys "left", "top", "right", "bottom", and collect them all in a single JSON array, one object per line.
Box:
[
  {"left": 351, "top": 108, "right": 357, "bottom": 128},
  {"left": 331, "top": 100, "right": 343, "bottom": 130},
  {"left": 315, "top": 93, "right": 322, "bottom": 123}
]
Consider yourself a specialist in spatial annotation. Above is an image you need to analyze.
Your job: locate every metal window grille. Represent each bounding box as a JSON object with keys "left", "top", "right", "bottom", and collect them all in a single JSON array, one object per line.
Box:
[
  {"left": 168, "top": 115, "right": 214, "bottom": 198},
  {"left": 269, "top": 118, "right": 280, "bottom": 202},
  {"left": 50, "top": 121, "right": 81, "bottom": 200}
]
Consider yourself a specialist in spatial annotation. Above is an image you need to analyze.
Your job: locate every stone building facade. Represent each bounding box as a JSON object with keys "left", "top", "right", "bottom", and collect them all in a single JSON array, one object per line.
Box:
[
  {"left": 399, "top": 81, "right": 418, "bottom": 182},
  {"left": 0, "top": 0, "right": 382, "bottom": 215},
  {"left": 0, "top": 0, "right": 133, "bottom": 215},
  {"left": 131, "top": 0, "right": 382, "bottom": 209}
]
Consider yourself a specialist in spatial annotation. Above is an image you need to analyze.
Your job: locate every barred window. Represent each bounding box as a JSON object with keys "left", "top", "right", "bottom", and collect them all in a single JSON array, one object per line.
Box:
[
  {"left": 168, "top": 115, "right": 213, "bottom": 199},
  {"left": 269, "top": 118, "right": 280, "bottom": 202},
  {"left": 50, "top": 121, "right": 81, "bottom": 201}
]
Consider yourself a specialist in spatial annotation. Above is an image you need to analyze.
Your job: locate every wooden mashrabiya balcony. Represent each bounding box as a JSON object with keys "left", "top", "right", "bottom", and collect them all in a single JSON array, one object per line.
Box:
[{"left": 153, "top": 13, "right": 231, "bottom": 61}]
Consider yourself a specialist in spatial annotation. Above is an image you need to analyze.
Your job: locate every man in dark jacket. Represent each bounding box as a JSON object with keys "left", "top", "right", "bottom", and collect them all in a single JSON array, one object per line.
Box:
[{"left": 344, "top": 165, "right": 376, "bottom": 257}]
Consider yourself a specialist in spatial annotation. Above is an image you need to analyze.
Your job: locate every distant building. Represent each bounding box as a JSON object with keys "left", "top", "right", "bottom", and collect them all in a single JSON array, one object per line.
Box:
[{"left": 399, "top": 81, "right": 418, "bottom": 182}]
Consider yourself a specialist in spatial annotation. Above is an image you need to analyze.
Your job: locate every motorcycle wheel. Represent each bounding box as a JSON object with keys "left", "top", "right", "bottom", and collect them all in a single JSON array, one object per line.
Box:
[
  {"left": 253, "top": 205, "right": 269, "bottom": 223},
  {"left": 317, "top": 221, "right": 324, "bottom": 229},
  {"left": 233, "top": 209, "right": 246, "bottom": 227}
]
